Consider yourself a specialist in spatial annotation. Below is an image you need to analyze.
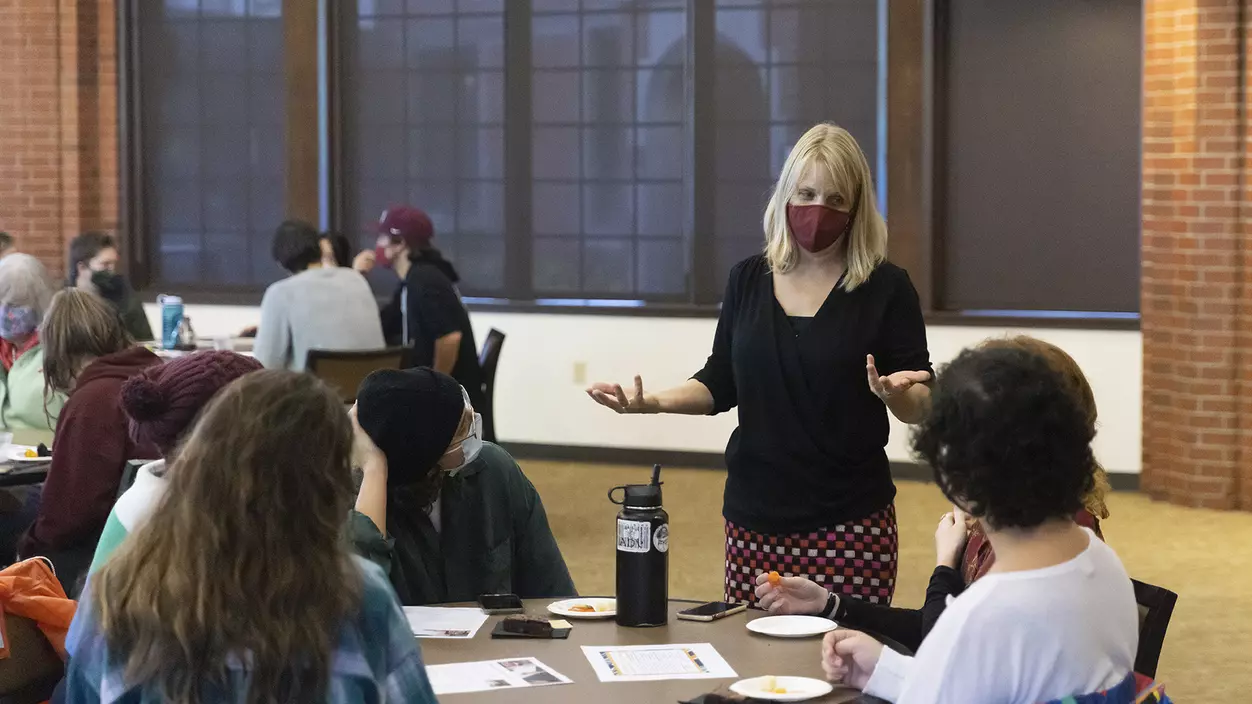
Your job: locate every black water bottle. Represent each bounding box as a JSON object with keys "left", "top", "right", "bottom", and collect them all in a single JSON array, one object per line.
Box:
[{"left": 609, "top": 464, "right": 669, "bottom": 627}]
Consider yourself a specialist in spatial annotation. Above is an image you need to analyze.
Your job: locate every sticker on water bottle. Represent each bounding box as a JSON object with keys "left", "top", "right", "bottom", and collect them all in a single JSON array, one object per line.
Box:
[
  {"left": 653, "top": 523, "right": 669, "bottom": 553},
  {"left": 617, "top": 519, "right": 652, "bottom": 553}
]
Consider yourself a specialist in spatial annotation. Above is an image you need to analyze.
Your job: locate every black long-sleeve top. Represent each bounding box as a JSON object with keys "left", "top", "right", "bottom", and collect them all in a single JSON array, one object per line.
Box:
[{"left": 691, "top": 255, "right": 932, "bottom": 533}]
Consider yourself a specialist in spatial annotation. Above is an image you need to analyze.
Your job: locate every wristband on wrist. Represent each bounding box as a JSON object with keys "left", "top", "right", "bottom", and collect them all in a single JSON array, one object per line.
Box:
[{"left": 818, "top": 590, "right": 839, "bottom": 619}]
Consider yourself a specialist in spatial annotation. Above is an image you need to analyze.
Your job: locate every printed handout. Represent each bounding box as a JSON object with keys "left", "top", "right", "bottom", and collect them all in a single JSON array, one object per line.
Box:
[
  {"left": 403, "top": 606, "right": 489, "bottom": 639},
  {"left": 581, "top": 643, "right": 738, "bottom": 683},
  {"left": 426, "top": 657, "right": 573, "bottom": 695}
]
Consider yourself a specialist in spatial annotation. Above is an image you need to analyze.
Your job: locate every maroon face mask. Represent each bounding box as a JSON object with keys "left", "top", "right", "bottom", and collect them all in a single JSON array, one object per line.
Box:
[
  {"left": 786, "top": 204, "right": 852, "bottom": 253},
  {"left": 374, "top": 244, "right": 393, "bottom": 270}
]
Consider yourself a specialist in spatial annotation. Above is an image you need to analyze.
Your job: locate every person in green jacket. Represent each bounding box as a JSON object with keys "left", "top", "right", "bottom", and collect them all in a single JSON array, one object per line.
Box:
[
  {"left": 0, "top": 253, "right": 68, "bottom": 564},
  {"left": 66, "top": 232, "right": 153, "bottom": 343},
  {"left": 351, "top": 367, "right": 576, "bottom": 605},
  {"left": 0, "top": 254, "right": 67, "bottom": 431}
]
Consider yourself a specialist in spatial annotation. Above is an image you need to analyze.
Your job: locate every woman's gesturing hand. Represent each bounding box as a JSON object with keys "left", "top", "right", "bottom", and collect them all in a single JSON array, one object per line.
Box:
[
  {"left": 586, "top": 375, "right": 661, "bottom": 414},
  {"left": 867, "top": 354, "right": 931, "bottom": 401}
]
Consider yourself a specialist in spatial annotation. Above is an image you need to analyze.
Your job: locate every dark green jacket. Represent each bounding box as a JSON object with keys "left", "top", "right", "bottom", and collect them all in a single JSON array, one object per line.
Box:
[{"left": 350, "top": 442, "right": 577, "bottom": 606}]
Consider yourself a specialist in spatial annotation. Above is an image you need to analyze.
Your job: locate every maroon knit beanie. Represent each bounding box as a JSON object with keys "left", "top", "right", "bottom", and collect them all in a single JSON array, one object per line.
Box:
[{"left": 121, "top": 351, "right": 264, "bottom": 455}]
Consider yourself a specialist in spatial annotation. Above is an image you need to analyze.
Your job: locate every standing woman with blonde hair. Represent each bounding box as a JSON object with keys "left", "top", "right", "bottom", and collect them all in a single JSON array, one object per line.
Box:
[{"left": 588, "top": 123, "right": 933, "bottom": 606}]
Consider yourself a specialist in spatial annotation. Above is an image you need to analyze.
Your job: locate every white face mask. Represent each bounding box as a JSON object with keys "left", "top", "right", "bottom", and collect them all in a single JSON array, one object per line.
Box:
[{"left": 441, "top": 387, "right": 484, "bottom": 475}]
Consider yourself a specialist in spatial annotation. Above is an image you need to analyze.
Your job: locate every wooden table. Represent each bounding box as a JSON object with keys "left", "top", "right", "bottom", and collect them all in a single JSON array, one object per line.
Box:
[
  {"left": 420, "top": 599, "right": 883, "bottom": 703},
  {"left": 0, "top": 429, "right": 56, "bottom": 488}
]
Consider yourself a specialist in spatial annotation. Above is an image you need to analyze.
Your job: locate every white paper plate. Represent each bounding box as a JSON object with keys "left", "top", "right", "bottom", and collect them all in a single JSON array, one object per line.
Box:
[
  {"left": 746, "top": 615, "right": 837, "bottom": 638},
  {"left": 547, "top": 597, "right": 616, "bottom": 619},
  {"left": 6, "top": 446, "right": 51, "bottom": 463},
  {"left": 730, "top": 676, "right": 834, "bottom": 702}
]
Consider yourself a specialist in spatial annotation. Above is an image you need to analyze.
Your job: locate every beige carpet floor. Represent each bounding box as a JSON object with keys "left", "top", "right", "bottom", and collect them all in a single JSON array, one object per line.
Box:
[{"left": 522, "top": 459, "right": 1252, "bottom": 702}]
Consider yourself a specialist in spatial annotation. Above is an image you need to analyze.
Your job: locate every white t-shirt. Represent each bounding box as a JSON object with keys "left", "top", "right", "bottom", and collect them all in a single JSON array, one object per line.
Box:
[{"left": 864, "top": 528, "right": 1138, "bottom": 704}]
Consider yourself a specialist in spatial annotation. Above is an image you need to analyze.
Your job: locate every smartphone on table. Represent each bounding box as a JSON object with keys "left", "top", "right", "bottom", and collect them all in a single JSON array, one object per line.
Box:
[
  {"left": 676, "top": 601, "right": 748, "bottom": 622},
  {"left": 479, "top": 593, "right": 525, "bottom": 615}
]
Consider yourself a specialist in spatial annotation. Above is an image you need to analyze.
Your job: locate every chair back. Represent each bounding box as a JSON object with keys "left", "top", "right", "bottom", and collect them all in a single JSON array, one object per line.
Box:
[
  {"left": 305, "top": 347, "right": 410, "bottom": 403},
  {"left": 116, "top": 459, "right": 151, "bottom": 500},
  {"left": 477, "top": 329, "right": 505, "bottom": 443},
  {"left": 1131, "top": 578, "right": 1177, "bottom": 679}
]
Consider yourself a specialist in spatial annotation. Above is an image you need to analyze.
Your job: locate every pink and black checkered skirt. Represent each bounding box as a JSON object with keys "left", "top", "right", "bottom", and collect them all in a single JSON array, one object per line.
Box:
[{"left": 724, "top": 504, "right": 898, "bottom": 607}]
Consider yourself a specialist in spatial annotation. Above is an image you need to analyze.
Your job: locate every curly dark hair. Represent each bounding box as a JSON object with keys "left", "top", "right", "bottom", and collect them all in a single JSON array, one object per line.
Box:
[{"left": 911, "top": 345, "right": 1096, "bottom": 529}]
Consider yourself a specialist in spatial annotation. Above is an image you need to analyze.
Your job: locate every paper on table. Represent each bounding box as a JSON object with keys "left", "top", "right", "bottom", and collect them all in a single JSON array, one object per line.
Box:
[
  {"left": 426, "top": 657, "right": 573, "bottom": 695},
  {"left": 403, "top": 606, "right": 489, "bottom": 639},
  {"left": 581, "top": 643, "right": 738, "bottom": 683}
]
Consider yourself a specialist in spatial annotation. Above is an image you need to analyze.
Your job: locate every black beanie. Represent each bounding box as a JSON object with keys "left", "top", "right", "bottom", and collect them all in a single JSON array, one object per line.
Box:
[{"left": 356, "top": 367, "right": 465, "bottom": 487}]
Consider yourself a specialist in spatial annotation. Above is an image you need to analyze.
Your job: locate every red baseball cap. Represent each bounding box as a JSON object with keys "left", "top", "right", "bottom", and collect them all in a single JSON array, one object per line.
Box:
[{"left": 376, "top": 206, "right": 434, "bottom": 248}]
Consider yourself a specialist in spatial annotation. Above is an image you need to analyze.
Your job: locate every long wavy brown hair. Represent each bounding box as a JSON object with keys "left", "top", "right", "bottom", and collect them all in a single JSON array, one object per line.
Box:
[
  {"left": 978, "top": 335, "right": 1111, "bottom": 519},
  {"left": 92, "top": 370, "right": 361, "bottom": 703}
]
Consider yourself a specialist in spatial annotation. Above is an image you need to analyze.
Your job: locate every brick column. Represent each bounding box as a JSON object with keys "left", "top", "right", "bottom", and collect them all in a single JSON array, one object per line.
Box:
[
  {"left": 0, "top": 0, "right": 118, "bottom": 279},
  {"left": 1142, "top": 0, "right": 1252, "bottom": 510}
]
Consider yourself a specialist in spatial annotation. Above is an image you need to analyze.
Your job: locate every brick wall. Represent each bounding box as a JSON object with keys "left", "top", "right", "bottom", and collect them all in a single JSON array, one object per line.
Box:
[
  {"left": 1141, "top": 0, "right": 1252, "bottom": 510},
  {"left": 0, "top": 0, "right": 118, "bottom": 280}
]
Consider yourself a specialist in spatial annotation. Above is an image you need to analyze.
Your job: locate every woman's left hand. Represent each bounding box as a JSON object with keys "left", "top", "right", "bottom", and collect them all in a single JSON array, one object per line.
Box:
[{"left": 866, "top": 354, "right": 931, "bottom": 401}]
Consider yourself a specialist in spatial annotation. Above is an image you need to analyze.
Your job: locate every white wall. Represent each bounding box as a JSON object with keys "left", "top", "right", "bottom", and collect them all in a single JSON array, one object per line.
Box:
[{"left": 149, "top": 304, "right": 1142, "bottom": 474}]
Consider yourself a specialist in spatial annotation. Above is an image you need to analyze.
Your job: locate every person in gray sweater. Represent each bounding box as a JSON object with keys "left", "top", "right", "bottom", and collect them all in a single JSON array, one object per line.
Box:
[{"left": 254, "top": 221, "right": 385, "bottom": 371}]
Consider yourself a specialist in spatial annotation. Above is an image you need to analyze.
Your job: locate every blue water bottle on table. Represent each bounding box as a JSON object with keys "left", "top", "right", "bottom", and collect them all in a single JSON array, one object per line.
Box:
[{"left": 158, "top": 295, "right": 183, "bottom": 350}]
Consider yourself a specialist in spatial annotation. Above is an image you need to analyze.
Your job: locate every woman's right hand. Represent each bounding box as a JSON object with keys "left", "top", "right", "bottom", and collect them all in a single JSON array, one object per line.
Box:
[
  {"left": 350, "top": 404, "right": 387, "bottom": 474},
  {"left": 586, "top": 375, "right": 661, "bottom": 414},
  {"left": 353, "top": 249, "right": 376, "bottom": 274},
  {"left": 754, "top": 572, "right": 830, "bottom": 616}
]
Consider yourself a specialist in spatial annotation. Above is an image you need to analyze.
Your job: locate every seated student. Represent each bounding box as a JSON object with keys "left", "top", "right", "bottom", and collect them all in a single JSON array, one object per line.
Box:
[
  {"left": 756, "top": 336, "right": 1113, "bottom": 652},
  {"left": 87, "top": 350, "right": 263, "bottom": 574},
  {"left": 65, "top": 371, "right": 437, "bottom": 702},
  {"left": 359, "top": 206, "right": 486, "bottom": 412},
  {"left": 17, "top": 289, "right": 161, "bottom": 591},
  {"left": 253, "top": 220, "right": 386, "bottom": 371},
  {"left": 818, "top": 345, "right": 1138, "bottom": 704},
  {"left": 66, "top": 232, "right": 153, "bottom": 342},
  {"left": 350, "top": 367, "right": 575, "bottom": 605},
  {"left": 0, "top": 254, "right": 69, "bottom": 564},
  {"left": 0, "top": 253, "right": 68, "bottom": 429}
]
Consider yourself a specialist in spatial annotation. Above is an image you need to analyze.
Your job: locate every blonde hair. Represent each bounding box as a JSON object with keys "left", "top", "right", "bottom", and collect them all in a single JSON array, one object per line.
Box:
[{"left": 762, "top": 123, "right": 888, "bottom": 289}]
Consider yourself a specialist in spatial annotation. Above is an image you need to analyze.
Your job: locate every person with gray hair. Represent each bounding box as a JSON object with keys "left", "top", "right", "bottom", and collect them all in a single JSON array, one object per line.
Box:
[
  {"left": 0, "top": 253, "right": 67, "bottom": 430},
  {"left": 0, "top": 253, "right": 68, "bottom": 564}
]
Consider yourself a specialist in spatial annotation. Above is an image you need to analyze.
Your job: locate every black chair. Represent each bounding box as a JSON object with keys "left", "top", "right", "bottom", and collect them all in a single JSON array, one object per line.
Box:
[
  {"left": 477, "top": 329, "right": 505, "bottom": 444},
  {"left": 305, "top": 347, "right": 411, "bottom": 403},
  {"left": 1131, "top": 578, "right": 1178, "bottom": 678}
]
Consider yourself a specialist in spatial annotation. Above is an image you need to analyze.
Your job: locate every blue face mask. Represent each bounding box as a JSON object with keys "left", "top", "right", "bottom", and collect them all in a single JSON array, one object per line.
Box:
[
  {"left": 0, "top": 304, "right": 39, "bottom": 342},
  {"left": 440, "top": 387, "right": 484, "bottom": 475}
]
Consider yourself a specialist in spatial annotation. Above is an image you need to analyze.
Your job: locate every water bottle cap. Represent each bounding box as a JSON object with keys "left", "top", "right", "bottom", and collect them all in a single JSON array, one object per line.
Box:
[
  {"left": 619, "top": 483, "right": 662, "bottom": 508},
  {"left": 159, "top": 294, "right": 183, "bottom": 305}
]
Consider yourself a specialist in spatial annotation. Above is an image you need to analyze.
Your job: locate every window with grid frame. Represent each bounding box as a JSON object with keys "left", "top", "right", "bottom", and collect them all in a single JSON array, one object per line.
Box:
[
  {"left": 139, "top": 0, "right": 288, "bottom": 290},
  {"left": 343, "top": 0, "right": 508, "bottom": 297},
  {"left": 711, "top": 0, "right": 884, "bottom": 289},
  {"left": 530, "top": 0, "right": 689, "bottom": 300}
]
